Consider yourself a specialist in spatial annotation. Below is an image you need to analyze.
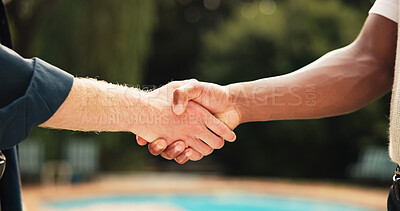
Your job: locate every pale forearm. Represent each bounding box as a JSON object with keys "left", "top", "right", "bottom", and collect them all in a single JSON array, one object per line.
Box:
[
  {"left": 40, "top": 78, "right": 235, "bottom": 156},
  {"left": 229, "top": 44, "right": 393, "bottom": 123},
  {"left": 40, "top": 78, "right": 147, "bottom": 133}
]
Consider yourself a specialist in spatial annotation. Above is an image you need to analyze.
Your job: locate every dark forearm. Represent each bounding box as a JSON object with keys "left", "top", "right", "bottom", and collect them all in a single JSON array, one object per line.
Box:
[
  {"left": 229, "top": 45, "right": 392, "bottom": 123},
  {"left": 228, "top": 14, "right": 396, "bottom": 123}
]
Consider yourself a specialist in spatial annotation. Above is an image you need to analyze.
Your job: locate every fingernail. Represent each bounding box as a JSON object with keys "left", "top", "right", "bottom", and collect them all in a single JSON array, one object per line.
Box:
[
  {"left": 174, "top": 104, "right": 184, "bottom": 114},
  {"left": 157, "top": 143, "right": 165, "bottom": 150},
  {"left": 175, "top": 145, "right": 183, "bottom": 152},
  {"left": 186, "top": 150, "right": 193, "bottom": 157}
]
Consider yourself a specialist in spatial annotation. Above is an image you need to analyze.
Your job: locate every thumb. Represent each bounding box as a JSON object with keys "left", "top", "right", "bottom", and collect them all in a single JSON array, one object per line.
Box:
[{"left": 172, "top": 80, "right": 202, "bottom": 115}]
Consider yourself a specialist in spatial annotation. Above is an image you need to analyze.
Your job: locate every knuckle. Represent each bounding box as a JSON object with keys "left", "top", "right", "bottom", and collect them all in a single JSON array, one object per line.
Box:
[{"left": 188, "top": 80, "right": 200, "bottom": 90}]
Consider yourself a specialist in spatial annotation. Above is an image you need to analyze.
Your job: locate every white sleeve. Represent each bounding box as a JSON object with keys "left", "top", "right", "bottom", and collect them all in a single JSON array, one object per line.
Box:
[{"left": 369, "top": 0, "right": 399, "bottom": 23}]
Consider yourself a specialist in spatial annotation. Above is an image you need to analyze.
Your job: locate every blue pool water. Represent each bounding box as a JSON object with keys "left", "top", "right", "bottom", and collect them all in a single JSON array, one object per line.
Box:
[{"left": 44, "top": 193, "right": 379, "bottom": 211}]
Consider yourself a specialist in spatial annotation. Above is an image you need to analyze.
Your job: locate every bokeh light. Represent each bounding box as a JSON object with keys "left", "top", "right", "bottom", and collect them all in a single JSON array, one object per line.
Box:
[
  {"left": 260, "top": 0, "right": 276, "bottom": 15},
  {"left": 203, "top": 0, "right": 221, "bottom": 11},
  {"left": 241, "top": 3, "right": 258, "bottom": 20}
]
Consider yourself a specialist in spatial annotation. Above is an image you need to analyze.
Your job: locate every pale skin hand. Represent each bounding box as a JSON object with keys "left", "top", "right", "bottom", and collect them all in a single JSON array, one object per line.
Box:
[
  {"left": 141, "top": 14, "right": 397, "bottom": 163},
  {"left": 137, "top": 80, "right": 241, "bottom": 163},
  {"left": 40, "top": 78, "right": 236, "bottom": 156}
]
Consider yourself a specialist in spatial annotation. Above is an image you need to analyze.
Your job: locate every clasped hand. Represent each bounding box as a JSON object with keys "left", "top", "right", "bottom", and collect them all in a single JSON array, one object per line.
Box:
[{"left": 136, "top": 79, "right": 241, "bottom": 164}]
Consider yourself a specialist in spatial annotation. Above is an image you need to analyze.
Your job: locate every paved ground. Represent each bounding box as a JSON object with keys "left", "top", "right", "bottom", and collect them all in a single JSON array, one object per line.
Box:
[{"left": 22, "top": 173, "right": 388, "bottom": 211}]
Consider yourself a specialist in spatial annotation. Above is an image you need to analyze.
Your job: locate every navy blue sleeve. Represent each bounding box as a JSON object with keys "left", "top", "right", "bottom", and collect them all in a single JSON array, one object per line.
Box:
[{"left": 0, "top": 44, "right": 74, "bottom": 149}]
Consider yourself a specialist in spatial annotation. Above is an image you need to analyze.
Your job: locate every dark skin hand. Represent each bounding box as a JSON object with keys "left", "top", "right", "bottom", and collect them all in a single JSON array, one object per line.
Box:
[{"left": 139, "top": 14, "right": 397, "bottom": 164}]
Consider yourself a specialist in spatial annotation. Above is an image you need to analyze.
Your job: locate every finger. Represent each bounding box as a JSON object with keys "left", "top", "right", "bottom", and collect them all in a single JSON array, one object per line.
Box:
[
  {"left": 188, "top": 102, "right": 226, "bottom": 149},
  {"left": 174, "top": 148, "right": 193, "bottom": 164},
  {"left": 172, "top": 79, "right": 202, "bottom": 115},
  {"left": 148, "top": 139, "right": 168, "bottom": 156},
  {"left": 205, "top": 114, "right": 236, "bottom": 142},
  {"left": 189, "top": 149, "right": 203, "bottom": 161},
  {"left": 185, "top": 137, "right": 214, "bottom": 156},
  {"left": 160, "top": 141, "right": 186, "bottom": 160},
  {"left": 197, "top": 127, "right": 224, "bottom": 149},
  {"left": 136, "top": 136, "right": 148, "bottom": 146}
]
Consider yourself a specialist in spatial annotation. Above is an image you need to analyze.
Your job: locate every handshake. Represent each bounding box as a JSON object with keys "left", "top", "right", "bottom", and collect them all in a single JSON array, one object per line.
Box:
[
  {"left": 42, "top": 72, "right": 316, "bottom": 163},
  {"left": 134, "top": 79, "right": 242, "bottom": 164}
]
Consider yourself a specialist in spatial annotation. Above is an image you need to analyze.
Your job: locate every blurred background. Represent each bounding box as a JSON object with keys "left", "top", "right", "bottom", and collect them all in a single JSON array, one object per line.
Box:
[{"left": 3, "top": 0, "right": 396, "bottom": 210}]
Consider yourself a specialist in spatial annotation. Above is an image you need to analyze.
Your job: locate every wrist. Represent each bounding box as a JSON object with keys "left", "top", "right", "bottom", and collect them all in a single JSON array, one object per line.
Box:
[
  {"left": 121, "top": 88, "right": 153, "bottom": 134},
  {"left": 226, "top": 83, "right": 248, "bottom": 124},
  {"left": 227, "top": 82, "right": 274, "bottom": 123},
  {"left": 127, "top": 90, "right": 168, "bottom": 141}
]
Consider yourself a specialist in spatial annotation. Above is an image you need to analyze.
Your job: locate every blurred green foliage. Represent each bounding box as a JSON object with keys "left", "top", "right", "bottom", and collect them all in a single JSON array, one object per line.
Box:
[
  {"left": 198, "top": 0, "right": 364, "bottom": 83},
  {"left": 6, "top": 0, "right": 391, "bottom": 179},
  {"left": 32, "top": 0, "right": 155, "bottom": 84},
  {"left": 8, "top": 0, "right": 157, "bottom": 171}
]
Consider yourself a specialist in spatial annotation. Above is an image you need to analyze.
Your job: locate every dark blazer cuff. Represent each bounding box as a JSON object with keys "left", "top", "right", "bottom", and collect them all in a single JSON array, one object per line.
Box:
[{"left": 0, "top": 58, "right": 73, "bottom": 149}]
